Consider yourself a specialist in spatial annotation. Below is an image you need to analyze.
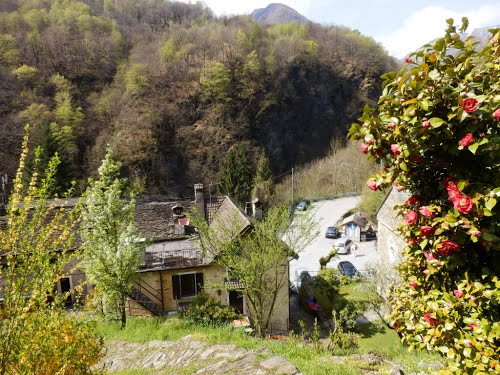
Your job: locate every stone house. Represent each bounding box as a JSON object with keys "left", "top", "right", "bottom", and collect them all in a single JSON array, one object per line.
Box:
[
  {"left": 375, "top": 187, "right": 409, "bottom": 296},
  {"left": 0, "top": 184, "right": 290, "bottom": 333}
]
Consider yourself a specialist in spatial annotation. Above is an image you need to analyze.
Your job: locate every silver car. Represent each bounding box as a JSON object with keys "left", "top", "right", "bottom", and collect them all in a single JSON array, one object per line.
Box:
[{"left": 335, "top": 237, "right": 353, "bottom": 254}]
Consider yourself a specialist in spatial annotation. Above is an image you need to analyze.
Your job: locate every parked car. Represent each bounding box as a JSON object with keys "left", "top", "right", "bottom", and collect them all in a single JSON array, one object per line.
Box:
[
  {"left": 361, "top": 227, "right": 377, "bottom": 241},
  {"left": 325, "top": 226, "right": 340, "bottom": 239},
  {"left": 337, "top": 261, "right": 359, "bottom": 277},
  {"left": 292, "top": 267, "right": 311, "bottom": 293},
  {"left": 335, "top": 237, "right": 353, "bottom": 254},
  {"left": 296, "top": 199, "right": 310, "bottom": 211}
]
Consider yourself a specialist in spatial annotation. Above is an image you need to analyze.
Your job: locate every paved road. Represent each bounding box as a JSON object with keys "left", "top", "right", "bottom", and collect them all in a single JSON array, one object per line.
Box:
[{"left": 289, "top": 197, "right": 378, "bottom": 284}]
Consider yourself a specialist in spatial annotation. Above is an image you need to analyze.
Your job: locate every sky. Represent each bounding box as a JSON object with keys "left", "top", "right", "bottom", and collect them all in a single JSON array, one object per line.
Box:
[{"left": 188, "top": 0, "right": 500, "bottom": 58}]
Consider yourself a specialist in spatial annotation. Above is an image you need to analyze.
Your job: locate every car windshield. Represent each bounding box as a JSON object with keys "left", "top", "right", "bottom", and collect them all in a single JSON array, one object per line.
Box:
[{"left": 327, "top": 227, "right": 336, "bottom": 232}]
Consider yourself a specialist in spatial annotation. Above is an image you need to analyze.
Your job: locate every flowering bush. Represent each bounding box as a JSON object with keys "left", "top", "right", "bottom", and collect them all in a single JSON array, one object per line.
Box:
[{"left": 349, "top": 19, "right": 499, "bottom": 374}]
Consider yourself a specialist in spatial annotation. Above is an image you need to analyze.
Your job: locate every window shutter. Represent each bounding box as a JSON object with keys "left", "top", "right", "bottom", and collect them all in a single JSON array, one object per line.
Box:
[
  {"left": 196, "top": 272, "right": 204, "bottom": 291},
  {"left": 172, "top": 275, "right": 180, "bottom": 300}
]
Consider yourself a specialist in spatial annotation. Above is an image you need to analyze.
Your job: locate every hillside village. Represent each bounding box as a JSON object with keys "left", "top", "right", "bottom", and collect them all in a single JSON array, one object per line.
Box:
[{"left": 0, "top": 1, "right": 499, "bottom": 375}]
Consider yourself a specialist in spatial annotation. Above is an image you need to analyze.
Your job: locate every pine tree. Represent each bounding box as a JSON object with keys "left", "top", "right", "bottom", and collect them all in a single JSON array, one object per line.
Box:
[
  {"left": 252, "top": 150, "right": 274, "bottom": 205},
  {"left": 80, "top": 148, "right": 144, "bottom": 328},
  {"left": 219, "top": 142, "right": 255, "bottom": 206}
]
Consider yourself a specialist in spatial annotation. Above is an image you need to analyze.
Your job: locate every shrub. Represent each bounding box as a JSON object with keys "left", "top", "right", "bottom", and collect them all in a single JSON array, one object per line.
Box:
[
  {"left": 184, "top": 292, "right": 241, "bottom": 325},
  {"left": 349, "top": 19, "right": 499, "bottom": 373}
]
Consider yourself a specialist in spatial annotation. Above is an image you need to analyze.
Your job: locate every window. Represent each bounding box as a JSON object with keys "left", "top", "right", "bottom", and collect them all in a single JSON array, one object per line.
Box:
[{"left": 172, "top": 272, "right": 204, "bottom": 299}]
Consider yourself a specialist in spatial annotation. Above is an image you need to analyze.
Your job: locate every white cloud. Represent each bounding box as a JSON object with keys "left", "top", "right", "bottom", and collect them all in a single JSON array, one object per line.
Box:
[{"left": 377, "top": 4, "right": 500, "bottom": 58}]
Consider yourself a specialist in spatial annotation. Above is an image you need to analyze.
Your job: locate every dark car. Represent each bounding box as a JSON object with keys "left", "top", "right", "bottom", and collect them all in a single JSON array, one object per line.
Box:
[
  {"left": 335, "top": 237, "right": 353, "bottom": 254},
  {"left": 361, "top": 227, "right": 377, "bottom": 241},
  {"left": 325, "top": 226, "right": 340, "bottom": 239},
  {"left": 296, "top": 199, "right": 310, "bottom": 211},
  {"left": 337, "top": 261, "right": 359, "bottom": 277}
]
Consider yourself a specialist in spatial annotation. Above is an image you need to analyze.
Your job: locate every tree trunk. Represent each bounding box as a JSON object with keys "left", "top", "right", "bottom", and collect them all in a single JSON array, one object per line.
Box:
[{"left": 120, "top": 296, "right": 127, "bottom": 329}]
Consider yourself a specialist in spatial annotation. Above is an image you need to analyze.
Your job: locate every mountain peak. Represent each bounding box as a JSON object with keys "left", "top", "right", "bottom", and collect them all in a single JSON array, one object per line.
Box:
[{"left": 251, "top": 3, "right": 309, "bottom": 25}]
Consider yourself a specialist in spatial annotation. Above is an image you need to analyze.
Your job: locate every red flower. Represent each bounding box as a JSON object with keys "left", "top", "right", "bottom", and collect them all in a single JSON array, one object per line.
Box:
[
  {"left": 436, "top": 240, "right": 461, "bottom": 256},
  {"left": 419, "top": 206, "right": 433, "bottom": 217},
  {"left": 443, "top": 177, "right": 458, "bottom": 188},
  {"left": 453, "top": 290, "right": 463, "bottom": 298},
  {"left": 367, "top": 181, "right": 377, "bottom": 191},
  {"left": 424, "top": 252, "right": 437, "bottom": 260},
  {"left": 404, "top": 57, "right": 413, "bottom": 63},
  {"left": 375, "top": 148, "right": 385, "bottom": 157},
  {"left": 366, "top": 139, "right": 374, "bottom": 145},
  {"left": 387, "top": 122, "right": 395, "bottom": 130},
  {"left": 391, "top": 144, "right": 400, "bottom": 155},
  {"left": 409, "top": 281, "right": 417, "bottom": 288},
  {"left": 459, "top": 133, "right": 474, "bottom": 147},
  {"left": 405, "top": 211, "right": 418, "bottom": 225},
  {"left": 405, "top": 195, "right": 421, "bottom": 206},
  {"left": 453, "top": 195, "right": 473, "bottom": 214},
  {"left": 422, "top": 120, "right": 430, "bottom": 128},
  {"left": 411, "top": 155, "right": 422, "bottom": 163},
  {"left": 447, "top": 185, "right": 461, "bottom": 201},
  {"left": 423, "top": 313, "right": 438, "bottom": 327},
  {"left": 471, "top": 230, "right": 481, "bottom": 237},
  {"left": 390, "top": 321, "right": 399, "bottom": 329},
  {"left": 360, "top": 143, "right": 369, "bottom": 154},
  {"left": 494, "top": 108, "right": 500, "bottom": 121},
  {"left": 469, "top": 323, "right": 478, "bottom": 330},
  {"left": 479, "top": 133, "right": 485, "bottom": 137},
  {"left": 462, "top": 98, "right": 478, "bottom": 113},
  {"left": 419, "top": 226, "right": 435, "bottom": 237},
  {"left": 406, "top": 237, "right": 418, "bottom": 245}
]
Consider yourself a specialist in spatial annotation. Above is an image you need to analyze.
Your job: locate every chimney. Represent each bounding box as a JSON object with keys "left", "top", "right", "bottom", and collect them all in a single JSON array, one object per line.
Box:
[
  {"left": 194, "top": 183, "right": 205, "bottom": 218},
  {"left": 252, "top": 198, "right": 263, "bottom": 221},
  {"left": 245, "top": 202, "right": 253, "bottom": 216}
]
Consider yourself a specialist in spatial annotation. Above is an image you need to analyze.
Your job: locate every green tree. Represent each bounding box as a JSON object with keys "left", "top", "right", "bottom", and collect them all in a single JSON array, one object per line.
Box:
[
  {"left": 80, "top": 149, "right": 144, "bottom": 328},
  {"left": 219, "top": 142, "right": 255, "bottom": 206},
  {"left": 0, "top": 130, "right": 103, "bottom": 374},
  {"left": 349, "top": 20, "right": 499, "bottom": 373},
  {"left": 200, "top": 61, "right": 232, "bottom": 102},
  {"left": 193, "top": 206, "right": 317, "bottom": 337},
  {"left": 252, "top": 150, "right": 274, "bottom": 205}
]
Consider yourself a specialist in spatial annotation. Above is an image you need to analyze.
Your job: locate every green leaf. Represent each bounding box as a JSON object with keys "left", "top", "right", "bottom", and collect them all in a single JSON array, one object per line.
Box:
[
  {"left": 429, "top": 117, "right": 444, "bottom": 128},
  {"left": 468, "top": 143, "right": 479, "bottom": 154},
  {"left": 419, "top": 100, "right": 429, "bottom": 111},
  {"left": 420, "top": 239, "right": 428, "bottom": 250},
  {"left": 399, "top": 161, "right": 408, "bottom": 171},
  {"left": 429, "top": 70, "right": 440, "bottom": 80},
  {"left": 483, "top": 233, "right": 499, "bottom": 241},
  {"left": 485, "top": 198, "right": 496, "bottom": 211}
]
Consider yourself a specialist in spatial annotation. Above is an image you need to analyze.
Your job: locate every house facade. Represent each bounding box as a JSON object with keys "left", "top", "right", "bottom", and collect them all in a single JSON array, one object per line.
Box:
[{"left": 376, "top": 187, "right": 409, "bottom": 296}]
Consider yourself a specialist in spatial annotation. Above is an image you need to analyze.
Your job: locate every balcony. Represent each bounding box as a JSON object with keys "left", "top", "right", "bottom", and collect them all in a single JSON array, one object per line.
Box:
[{"left": 139, "top": 240, "right": 208, "bottom": 271}]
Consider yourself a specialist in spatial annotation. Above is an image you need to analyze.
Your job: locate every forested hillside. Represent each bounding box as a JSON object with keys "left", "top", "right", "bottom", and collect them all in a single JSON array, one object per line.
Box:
[{"left": 0, "top": 0, "right": 398, "bottom": 195}]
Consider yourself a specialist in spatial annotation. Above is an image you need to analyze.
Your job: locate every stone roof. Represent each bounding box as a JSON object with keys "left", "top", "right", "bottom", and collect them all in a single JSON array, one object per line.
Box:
[{"left": 341, "top": 213, "right": 367, "bottom": 227}]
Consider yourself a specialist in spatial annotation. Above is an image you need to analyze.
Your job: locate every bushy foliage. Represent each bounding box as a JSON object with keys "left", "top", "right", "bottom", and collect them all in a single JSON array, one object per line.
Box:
[
  {"left": 184, "top": 291, "right": 241, "bottom": 325},
  {"left": 349, "top": 19, "right": 499, "bottom": 373},
  {"left": 0, "top": 130, "right": 103, "bottom": 374}
]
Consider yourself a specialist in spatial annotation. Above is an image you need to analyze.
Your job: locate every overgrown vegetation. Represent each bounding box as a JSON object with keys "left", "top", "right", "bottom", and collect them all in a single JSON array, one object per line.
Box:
[
  {"left": 0, "top": 131, "right": 103, "bottom": 374},
  {"left": 349, "top": 19, "right": 499, "bottom": 373},
  {"left": 183, "top": 292, "right": 241, "bottom": 325},
  {"left": 0, "top": 0, "right": 397, "bottom": 195}
]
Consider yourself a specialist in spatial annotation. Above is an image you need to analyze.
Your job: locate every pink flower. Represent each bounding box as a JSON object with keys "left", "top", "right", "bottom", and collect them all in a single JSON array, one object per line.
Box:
[
  {"left": 405, "top": 195, "right": 421, "bottom": 206},
  {"left": 409, "top": 281, "right": 417, "bottom": 288},
  {"left": 419, "top": 206, "right": 433, "bottom": 217},
  {"left": 396, "top": 186, "right": 403, "bottom": 192},
  {"left": 366, "top": 139, "right": 374, "bottom": 145},
  {"left": 404, "top": 57, "right": 413, "bottom": 63},
  {"left": 464, "top": 340, "right": 472, "bottom": 347},
  {"left": 479, "top": 133, "right": 485, "bottom": 137},
  {"left": 471, "top": 230, "right": 481, "bottom": 237},
  {"left": 420, "top": 226, "right": 435, "bottom": 237},
  {"left": 367, "top": 181, "right": 377, "bottom": 191},
  {"left": 422, "top": 120, "right": 430, "bottom": 128},
  {"left": 387, "top": 122, "right": 395, "bottom": 130},
  {"left": 361, "top": 143, "right": 369, "bottom": 154},
  {"left": 453, "top": 195, "right": 473, "bottom": 214},
  {"left": 423, "top": 269, "right": 430, "bottom": 275},
  {"left": 469, "top": 323, "right": 478, "bottom": 330},
  {"left": 436, "top": 240, "right": 461, "bottom": 256},
  {"left": 423, "top": 313, "right": 438, "bottom": 327},
  {"left": 462, "top": 98, "right": 478, "bottom": 113},
  {"left": 453, "top": 290, "right": 463, "bottom": 298},
  {"left": 459, "top": 133, "right": 474, "bottom": 147},
  {"left": 391, "top": 144, "right": 400, "bottom": 155},
  {"left": 424, "top": 252, "right": 437, "bottom": 260},
  {"left": 405, "top": 211, "right": 418, "bottom": 225},
  {"left": 447, "top": 185, "right": 461, "bottom": 201},
  {"left": 390, "top": 321, "right": 399, "bottom": 329},
  {"left": 494, "top": 108, "right": 500, "bottom": 121},
  {"left": 443, "top": 177, "right": 458, "bottom": 188}
]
